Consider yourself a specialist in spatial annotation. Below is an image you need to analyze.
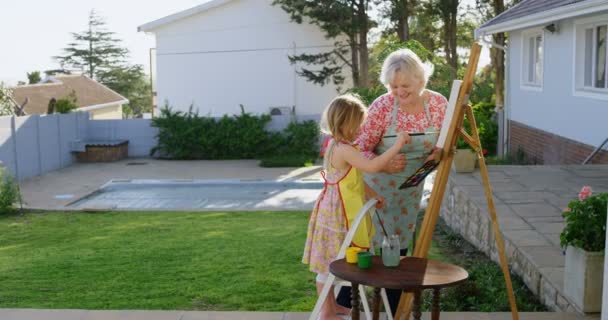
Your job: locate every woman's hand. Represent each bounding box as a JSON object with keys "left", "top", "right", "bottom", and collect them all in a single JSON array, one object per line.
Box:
[
  {"left": 383, "top": 153, "right": 406, "bottom": 173},
  {"left": 424, "top": 147, "right": 443, "bottom": 163}
]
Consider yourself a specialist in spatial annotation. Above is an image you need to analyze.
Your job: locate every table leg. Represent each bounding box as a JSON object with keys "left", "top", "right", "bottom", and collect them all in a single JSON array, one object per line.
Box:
[
  {"left": 372, "top": 287, "right": 380, "bottom": 320},
  {"left": 413, "top": 290, "right": 422, "bottom": 320},
  {"left": 351, "top": 282, "right": 360, "bottom": 320},
  {"left": 432, "top": 288, "right": 440, "bottom": 320}
]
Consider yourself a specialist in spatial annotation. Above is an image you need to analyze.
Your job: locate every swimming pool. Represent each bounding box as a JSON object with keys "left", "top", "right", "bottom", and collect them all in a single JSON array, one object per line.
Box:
[{"left": 69, "top": 179, "right": 324, "bottom": 211}]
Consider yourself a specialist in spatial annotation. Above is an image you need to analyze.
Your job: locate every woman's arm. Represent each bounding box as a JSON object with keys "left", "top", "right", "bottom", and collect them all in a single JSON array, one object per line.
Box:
[
  {"left": 354, "top": 95, "right": 391, "bottom": 160},
  {"left": 355, "top": 95, "right": 406, "bottom": 173}
]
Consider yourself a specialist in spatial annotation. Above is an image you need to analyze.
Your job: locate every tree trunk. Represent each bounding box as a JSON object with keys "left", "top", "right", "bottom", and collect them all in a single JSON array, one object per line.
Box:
[
  {"left": 450, "top": 9, "right": 457, "bottom": 70},
  {"left": 396, "top": 0, "right": 410, "bottom": 42},
  {"left": 357, "top": 0, "right": 369, "bottom": 88},
  {"left": 350, "top": 36, "right": 360, "bottom": 88},
  {"left": 492, "top": 0, "right": 506, "bottom": 111}
]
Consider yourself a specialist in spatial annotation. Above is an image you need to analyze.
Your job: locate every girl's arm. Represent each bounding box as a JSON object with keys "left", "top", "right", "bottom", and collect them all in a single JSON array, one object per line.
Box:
[{"left": 339, "top": 133, "right": 409, "bottom": 173}]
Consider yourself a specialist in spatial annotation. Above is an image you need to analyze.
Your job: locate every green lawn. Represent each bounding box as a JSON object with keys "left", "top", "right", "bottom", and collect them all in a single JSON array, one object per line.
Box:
[
  {"left": 0, "top": 211, "right": 543, "bottom": 311},
  {"left": 0, "top": 211, "right": 317, "bottom": 310}
]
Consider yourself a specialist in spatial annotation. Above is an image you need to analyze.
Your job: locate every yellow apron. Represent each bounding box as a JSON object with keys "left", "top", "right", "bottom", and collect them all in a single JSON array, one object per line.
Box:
[{"left": 322, "top": 165, "right": 375, "bottom": 249}]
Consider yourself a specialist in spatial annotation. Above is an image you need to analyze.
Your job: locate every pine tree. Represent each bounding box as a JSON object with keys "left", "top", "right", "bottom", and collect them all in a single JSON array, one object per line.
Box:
[
  {"left": 272, "top": 0, "right": 374, "bottom": 88},
  {"left": 54, "top": 10, "right": 128, "bottom": 79}
]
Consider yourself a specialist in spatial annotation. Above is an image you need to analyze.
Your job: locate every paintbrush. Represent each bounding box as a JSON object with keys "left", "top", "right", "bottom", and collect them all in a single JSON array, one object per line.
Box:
[
  {"left": 374, "top": 210, "right": 393, "bottom": 249},
  {"left": 383, "top": 132, "right": 439, "bottom": 138}
]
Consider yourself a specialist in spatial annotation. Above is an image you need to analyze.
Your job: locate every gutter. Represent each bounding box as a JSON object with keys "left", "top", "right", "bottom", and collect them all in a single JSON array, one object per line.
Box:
[
  {"left": 77, "top": 99, "right": 129, "bottom": 112},
  {"left": 475, "top": 0, "right": 608, "bottom": 38}
]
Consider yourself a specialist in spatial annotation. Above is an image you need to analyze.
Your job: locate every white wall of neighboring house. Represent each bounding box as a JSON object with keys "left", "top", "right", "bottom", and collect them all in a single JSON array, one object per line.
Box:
[
  {"left": 148, "top": 0, "right": 348, "bottom": 117},
  {"left": 506, "top": 12, "right": 608, "bottom": 149}
]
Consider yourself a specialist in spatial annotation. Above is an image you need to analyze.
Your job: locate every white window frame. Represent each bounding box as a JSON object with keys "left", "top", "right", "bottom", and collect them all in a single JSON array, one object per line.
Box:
[
  {"left": 521, "top": 29, "right": 544, "bottom": 91},
  {"left": 574, "top": 14, "right": 608, "bottom": 100}
]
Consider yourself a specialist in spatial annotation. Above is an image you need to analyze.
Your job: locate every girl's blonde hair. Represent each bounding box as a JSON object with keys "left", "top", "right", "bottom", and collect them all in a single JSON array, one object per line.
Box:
[{"left": 320, "top": 94, "right": 367, "bottom": 170}]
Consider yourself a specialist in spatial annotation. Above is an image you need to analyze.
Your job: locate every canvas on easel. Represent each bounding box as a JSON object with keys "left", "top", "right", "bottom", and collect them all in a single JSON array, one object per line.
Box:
[{"left": 394, "top": 43, "right": 520, "bottom": 320}]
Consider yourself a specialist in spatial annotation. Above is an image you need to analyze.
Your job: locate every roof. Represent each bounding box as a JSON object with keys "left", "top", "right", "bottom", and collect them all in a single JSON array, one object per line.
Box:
[
  {"left": 138, "top": 0, "right": 233, "bottom": 32},
  {"left": 11, "top": 75, "right": 128, "bottom": 115},
  {"left": 475, "top": 0, "right": 608, "bottom": 38}
]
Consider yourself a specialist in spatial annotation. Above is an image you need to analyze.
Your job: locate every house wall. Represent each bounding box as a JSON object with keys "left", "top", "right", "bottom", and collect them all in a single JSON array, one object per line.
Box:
[
  {"left": 90, "top": 104, "right": 123, "bottom": 119},
  {"left": 151, "top": 0, "right": 348, "bottom": 117},
  {"left": 507, "top": 13, "right": 608, "bottom": 164}
]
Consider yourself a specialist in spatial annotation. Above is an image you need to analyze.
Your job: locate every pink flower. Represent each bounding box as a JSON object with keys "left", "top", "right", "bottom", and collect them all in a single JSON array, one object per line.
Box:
[{"left": 578, "top": 186, "right": 593, "bottom": 201}]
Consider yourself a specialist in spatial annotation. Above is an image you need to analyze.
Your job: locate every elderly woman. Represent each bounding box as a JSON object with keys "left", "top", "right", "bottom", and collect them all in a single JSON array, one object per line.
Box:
[{"left": 337, "top": 48, "right": 447, "bottom": 315}]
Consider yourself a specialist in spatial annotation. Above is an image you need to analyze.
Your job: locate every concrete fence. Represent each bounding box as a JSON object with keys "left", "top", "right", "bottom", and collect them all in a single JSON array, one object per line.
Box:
[{"left": 0, "top": 112, "right": 321, "bottom": 181}]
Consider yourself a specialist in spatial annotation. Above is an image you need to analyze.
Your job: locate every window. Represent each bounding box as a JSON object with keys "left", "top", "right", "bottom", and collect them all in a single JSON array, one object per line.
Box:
[
  {"left": 575, "top": 15, "right": 608, "bottom": 98},
  {"left": 522, "top": 30, "right": 543, "bottom": 88},
  {"left": 584, "top": 25, "right": 607, "bottom": 88}
]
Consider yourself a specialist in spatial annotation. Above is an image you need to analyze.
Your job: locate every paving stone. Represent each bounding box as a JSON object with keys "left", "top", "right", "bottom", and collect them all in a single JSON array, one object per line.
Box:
[
  {"left": 521, "top": 246, "right": 565, "bottom": 268},
  {"left": 503, "top": 230, "right": 551, "bottom": 247},
  {"left": 524, "top": 216, "right": 565, "bottom": 223},
  {"left": 510, "top": 203, "right": 562, "bottom": 218},
  {"left": 497, "top": 215, "right": 533, "bottom": 230},
  {"left": 84, "top": 310, "right": 181, "bottom": 320},
  {"left": 530, "top": 222, "right": 565, "bottom": 234},
  {"left": 545, "top": 233, "right": 562, "bottom": 247},
  {"left": 0, "top": 309, "right": 86, "bottom": 320}
]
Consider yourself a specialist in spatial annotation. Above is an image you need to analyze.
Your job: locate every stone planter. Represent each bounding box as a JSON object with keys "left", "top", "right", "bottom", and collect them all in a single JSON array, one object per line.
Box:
[
  {"left": 452, "top": 149, "right": 477, "bottom": 173},
  {"left": 564, "top": 245, "right": 604, "bottom": 313}
]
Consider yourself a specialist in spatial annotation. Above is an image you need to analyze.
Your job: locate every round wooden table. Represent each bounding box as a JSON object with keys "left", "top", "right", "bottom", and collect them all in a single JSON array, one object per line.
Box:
[{"left": 329, "top": 256, "right": 468, "bottom": 320}]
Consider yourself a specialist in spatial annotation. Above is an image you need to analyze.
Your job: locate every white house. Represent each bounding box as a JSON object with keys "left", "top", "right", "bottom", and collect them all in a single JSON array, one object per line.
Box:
[
  {"left": 475, "top": 0, "right": 608, "bottom": 165},
  {"left": 138, "top": 0, "right": 348, "bottom": 118}
]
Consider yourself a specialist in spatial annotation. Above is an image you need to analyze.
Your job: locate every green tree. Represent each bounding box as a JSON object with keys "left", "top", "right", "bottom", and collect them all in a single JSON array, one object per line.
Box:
[
  {"left": 27, "top": 71, "right": 41, "bottom": 84},
  {"left": 375, "top": 0, "right": 418, "bottom": 42},
  {"left": 97, "top": 65, "right": 152, "bottom": 117},
  {"left": 272, "top": 0, "right": 375, "bottom": 88},
  {"left": 54, "top": 10, "right": 128, "bottom": 79},
  {"left": 429, "top": 0, "right": 460, "bottom": 74},
  {"left": 54, "top": 90, "right": 78, "bottom": 114},
  {"left": 0, "top": 83, "right": 16, "bottom": 116}
]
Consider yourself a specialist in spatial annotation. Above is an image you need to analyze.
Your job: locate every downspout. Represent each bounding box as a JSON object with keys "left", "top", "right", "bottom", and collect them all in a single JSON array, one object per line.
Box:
[{"left": 478, "top": 34, "right": 508, "bottom": 158}]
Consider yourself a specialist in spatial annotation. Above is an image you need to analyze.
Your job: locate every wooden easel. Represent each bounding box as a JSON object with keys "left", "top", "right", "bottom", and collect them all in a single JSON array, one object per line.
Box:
[{"left": 394, "top": 43, "right": 519, "bottom": 320}]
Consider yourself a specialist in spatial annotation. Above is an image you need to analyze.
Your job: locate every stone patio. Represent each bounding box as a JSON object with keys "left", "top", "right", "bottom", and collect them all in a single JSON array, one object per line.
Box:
[
  {"left": 0, "top": 309, "right": 599, "bottom": 320},
  {"left": 441, "top": 164, "right": 608, "bottom": 314}
]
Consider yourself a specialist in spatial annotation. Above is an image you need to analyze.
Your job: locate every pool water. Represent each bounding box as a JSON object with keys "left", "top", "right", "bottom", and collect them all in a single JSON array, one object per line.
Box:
[{"left": 69, "top": 179, "right": 324, "bottom": 211}]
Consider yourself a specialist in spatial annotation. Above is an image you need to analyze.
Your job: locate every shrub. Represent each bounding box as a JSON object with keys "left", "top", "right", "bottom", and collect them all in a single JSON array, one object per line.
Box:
[
  {"left": 560, "top": 186, "right": 608, "bottom": 252},
  {"left": 150, "top": 104, "right": 318, "bottom": 161},
  {"left": 0, "top": 165, "right": 21, "bottom": 214}
]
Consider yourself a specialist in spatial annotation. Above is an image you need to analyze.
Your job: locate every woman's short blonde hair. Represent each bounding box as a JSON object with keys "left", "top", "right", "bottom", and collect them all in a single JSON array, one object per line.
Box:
[
  {"left": 379, "top": 48, "right": 434, "bottom": 91},
  {"left": 320, "top": 94, "right": 367, "bottom": 142}
]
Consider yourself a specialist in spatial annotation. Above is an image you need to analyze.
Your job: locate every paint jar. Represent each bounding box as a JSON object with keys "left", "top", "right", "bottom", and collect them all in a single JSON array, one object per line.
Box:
[
  {"left": 357, "top": 251, "right": 372, "bottom": 269},
  {"left": 346, "top": 247, "right": 362, "bottom": 264},
  {"left": 382, "top": 235, "right": 401, "bottom": 267}
]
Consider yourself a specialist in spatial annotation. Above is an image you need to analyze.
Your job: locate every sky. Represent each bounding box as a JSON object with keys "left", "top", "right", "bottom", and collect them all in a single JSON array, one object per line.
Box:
[{"left": 0, "top": 0, "right": 487, "bottom": 86}]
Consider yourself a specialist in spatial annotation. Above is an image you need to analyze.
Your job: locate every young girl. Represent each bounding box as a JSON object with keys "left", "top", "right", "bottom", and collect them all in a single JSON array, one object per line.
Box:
[{"left": 302, "top": 94, "right": 410, "bottom": 320}]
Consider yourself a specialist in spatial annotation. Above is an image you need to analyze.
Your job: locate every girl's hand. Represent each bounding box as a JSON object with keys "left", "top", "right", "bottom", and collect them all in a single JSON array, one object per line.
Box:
[
  {"left": 374, "top": 194, "right": 386, "bottom": 209},
  {"left": 383, "top": 154, "right": 406, "bottom": 173}
]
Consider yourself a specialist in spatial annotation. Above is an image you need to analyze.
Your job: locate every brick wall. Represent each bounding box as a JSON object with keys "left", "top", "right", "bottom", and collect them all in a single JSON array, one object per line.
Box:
[{"left": 509, "top": 120, "right": 608, "bottom": 164}]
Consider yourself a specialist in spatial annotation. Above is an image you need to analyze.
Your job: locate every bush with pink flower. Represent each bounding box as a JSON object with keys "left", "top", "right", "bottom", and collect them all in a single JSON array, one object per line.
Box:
[{"left": 560, "top": 186, "right": 608, "bottom": 252}]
